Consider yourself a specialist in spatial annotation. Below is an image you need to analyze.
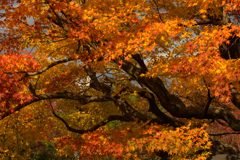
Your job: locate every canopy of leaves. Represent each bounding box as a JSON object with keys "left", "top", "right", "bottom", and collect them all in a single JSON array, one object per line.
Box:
[{"left": 0, "top": 0, "right": 240, "bottom": 159}]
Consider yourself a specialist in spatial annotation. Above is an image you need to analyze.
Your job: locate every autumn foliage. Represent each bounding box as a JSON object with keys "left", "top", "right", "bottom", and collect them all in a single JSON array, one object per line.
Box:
[
  {"left": 54, "top": 122, "right": 211, "bottom": 159},
  {"left": 0, "top": 0, "right": 240, "bottom": 159}
]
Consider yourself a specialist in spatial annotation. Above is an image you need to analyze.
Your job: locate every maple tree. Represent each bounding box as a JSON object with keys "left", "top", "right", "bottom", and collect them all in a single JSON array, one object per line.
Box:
[{"left": 1, "top": 0, "right": 240, "bottom": 159}]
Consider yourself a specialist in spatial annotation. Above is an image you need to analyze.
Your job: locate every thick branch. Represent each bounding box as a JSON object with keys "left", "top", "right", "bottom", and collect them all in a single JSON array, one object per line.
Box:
[
  {"left": 230, "top": 88, "right": 240, "bottom": 109},
  {"left": 131, "top": 54, "right": 148, "bottom": 73},
  {"left": 210, "top": 140, "right": 238, "bottom": 155},
  {"left": 121, "top": 53, "right": 240, "bottom": 131},
  {"left": 209, "top": 132, "right": 240, "bottom": 136},
  {"left": 187, "top": 107, "right": 240, "bottom": 131},
  {"left": 113, "top": 97, "right": 149, "bottom": 122},
  {"left": 107, "top": 85, "right": 181, "bottom": 126},
  {"left": 137, "top": 90, "right": 183, "bottom": 127},
  {"left": 202, "top": 83, "right": 214, "bottom": 118},
  {"left": 84, "top": 63, "right": 112, "bottom": 94},
  {"left": 0, "top": 91, "right": 112, "bottom": 120},
  {"left": 121, "top": 58, "right": 187, "bottom": 115},
  {"left": 28, "top": 83, "right": 36, "bottom": 96},
  {"left": 83, "top": 54, "right": 157, "bottom": 125}
]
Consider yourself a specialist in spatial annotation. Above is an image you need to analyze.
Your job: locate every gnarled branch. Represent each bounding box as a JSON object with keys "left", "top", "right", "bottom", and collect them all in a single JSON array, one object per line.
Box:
[
  {"left": 48, "top": 99, "right": 131, "bottom": 134},
  {"left": 0, "top": 91, "right": 112, "bottom": 120}
]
